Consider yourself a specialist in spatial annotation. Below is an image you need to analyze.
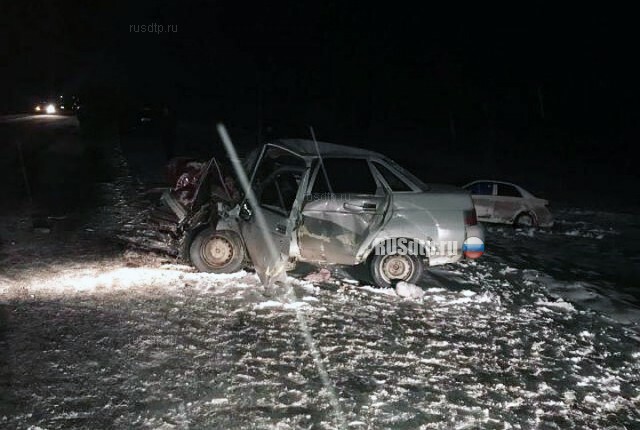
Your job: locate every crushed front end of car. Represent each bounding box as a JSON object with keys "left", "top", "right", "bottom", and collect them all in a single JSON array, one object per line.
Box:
[{"left": 122, "top": 156, "right": 243, "bottom": 262}]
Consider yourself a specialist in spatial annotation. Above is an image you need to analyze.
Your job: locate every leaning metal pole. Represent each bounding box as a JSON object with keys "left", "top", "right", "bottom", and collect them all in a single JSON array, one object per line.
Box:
[{"left": 217, "top": 124, "right": 346, "bottom": 429}]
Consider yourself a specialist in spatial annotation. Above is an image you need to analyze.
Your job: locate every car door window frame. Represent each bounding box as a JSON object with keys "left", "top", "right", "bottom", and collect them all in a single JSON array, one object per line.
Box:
[
  {"left": 467, "top": 181, "right": 496, "bottom": 196},
  {"left": 370, "top": 159, "right": 420, "bottom": 193},
  {"left": 248, "top": 144, "right": 309, "bottom": 223},
  {"left": 257, "top": 167, "right": 305, "bottom": 217},
  {"left": 306, "top": 156, "right": 385, "bottom": 199},
  {"left": 496, "top": 183, "right": 522, "bottom": 198},
  {"left": 249, "top": 144, "right": 307, "bottom": 188}
]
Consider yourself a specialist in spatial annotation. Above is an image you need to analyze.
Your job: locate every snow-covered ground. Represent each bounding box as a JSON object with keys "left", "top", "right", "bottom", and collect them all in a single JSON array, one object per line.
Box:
[
  {"left": 2, "top": 215, "right": 640, "bottom": 429},
  {"left": 485, "top": 209, "right": 640, "bottom": 327},
  {"left": 1, "top": 127, "right": 639, "bottom": 428}
]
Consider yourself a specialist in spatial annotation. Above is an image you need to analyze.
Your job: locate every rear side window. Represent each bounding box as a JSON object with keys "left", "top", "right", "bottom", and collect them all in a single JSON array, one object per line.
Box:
[
  {"left": 373, "top": 162, "right": 412, "bottom": 192},
  {"left": 312, "top": 158, "right": 377, "bottom": 195},
  {"left": 468, "top": 182, "right": 493, "bottom": 195},
  {"left": 497, "top": 183, "right": 521, "bottom": 197}
]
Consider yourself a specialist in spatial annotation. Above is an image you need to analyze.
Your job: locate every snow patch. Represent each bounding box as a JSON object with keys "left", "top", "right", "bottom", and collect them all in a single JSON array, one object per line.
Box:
[
  {"left": 17, "top": 266, "right": 257, "bottom": 296},
  {"left": 283, "top": 301, "right": 312, "bottom": 311},
  {"left": 499, "top": 266, "right": 518, "bottom": 275},
  {"left": 254, "top": 300, "right": 283, "bottom": 310},
  {"left": 536, "top": 299, "right": 576, "bottom": 312},
  {"left": 395, "top": 281, "right": 425, "bottom": 299},
  {"left": 357, "top": 285, "right": 397, "bottom": 296}
]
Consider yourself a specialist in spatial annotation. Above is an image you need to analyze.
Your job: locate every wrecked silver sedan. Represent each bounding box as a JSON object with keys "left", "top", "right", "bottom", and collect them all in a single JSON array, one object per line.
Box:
[
  {"left": 463, "top": 180, "right": 554, "bottom": 228},
  {"left": 155, "top": 139, "right": 483, "bottom": 288}
]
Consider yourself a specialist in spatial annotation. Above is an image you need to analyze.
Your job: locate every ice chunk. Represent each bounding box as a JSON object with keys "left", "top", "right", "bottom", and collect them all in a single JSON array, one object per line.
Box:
[
  {"left": 253, "top": 300, "right": 283, "bottom": 310},
  {"left": 395, "top": 281, "right": 425, "bottom": 299}
]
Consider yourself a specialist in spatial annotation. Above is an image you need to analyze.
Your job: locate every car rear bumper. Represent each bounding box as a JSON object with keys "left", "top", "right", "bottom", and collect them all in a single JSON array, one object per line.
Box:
[{"left": 426, "top": 223, "right": 485, "bottom": 266}]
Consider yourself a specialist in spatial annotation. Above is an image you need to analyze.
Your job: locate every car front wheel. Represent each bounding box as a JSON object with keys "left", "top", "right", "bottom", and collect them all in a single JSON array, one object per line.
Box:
[
  {"left": 370, "top": 248, "right": 424, "bottom": 289},
  {"left": 189, "top": 228, "right": 245, "bottom": 273}
]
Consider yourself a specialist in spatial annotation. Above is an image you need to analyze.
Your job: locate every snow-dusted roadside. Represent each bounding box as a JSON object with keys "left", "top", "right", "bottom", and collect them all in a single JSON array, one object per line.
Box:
[
  {"left": 1, "top": 248, "right": 639, "bottom": 429},
  {"left": 1, "top": 134, "right": 639, "bottom": 429},
  {"left": 4, "top": 111, "right": 636, "bottom": 428}
]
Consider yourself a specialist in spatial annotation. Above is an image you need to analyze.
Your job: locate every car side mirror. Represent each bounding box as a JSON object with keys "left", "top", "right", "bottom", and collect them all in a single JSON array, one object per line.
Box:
[{"left": 239, "top": 200, "right": 253, "bottom": 221}]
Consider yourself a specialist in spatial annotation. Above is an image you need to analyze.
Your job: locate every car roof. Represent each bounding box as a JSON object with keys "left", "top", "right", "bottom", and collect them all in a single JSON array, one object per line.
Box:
[
  {"left": 465, "top": 179, "right": 519, "bottom": 187},
  {"left": 253, "top": 139, "right": 428, "bottom": 190},
  {"left": 267, "top": 139, "right": 382, "bottom": 159},
  {"left": 464, "top": 180, "right": 535, "bottom": 197}
]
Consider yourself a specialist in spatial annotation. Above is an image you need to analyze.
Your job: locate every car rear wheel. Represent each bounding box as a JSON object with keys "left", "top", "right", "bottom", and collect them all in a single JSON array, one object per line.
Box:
[
  {"left": 370, "top": 246, "right": 424, "bottom": 289},
  {"left": 514, "top": 212, "right": 535, "bottom": 228},
  {"left": 189, "top": 228, "right": 245, "bottom": 273}
]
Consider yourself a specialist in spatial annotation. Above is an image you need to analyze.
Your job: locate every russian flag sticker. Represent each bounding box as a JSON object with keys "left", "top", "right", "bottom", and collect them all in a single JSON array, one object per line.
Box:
[{"left": 463, "top": 237, "right": 484, "bottom": 259}]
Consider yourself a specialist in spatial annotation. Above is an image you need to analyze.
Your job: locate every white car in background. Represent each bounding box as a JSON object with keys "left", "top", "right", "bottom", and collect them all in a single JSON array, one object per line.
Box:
[{"left": 463, "top": 180, "right": 554, "bottom": 228}]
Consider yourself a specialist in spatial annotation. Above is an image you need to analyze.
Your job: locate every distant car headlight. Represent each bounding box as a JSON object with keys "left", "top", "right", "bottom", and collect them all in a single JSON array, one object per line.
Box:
[
  {"left": 35, "top": 105, "right": 41, "bottom": 112},
  {"left": 45, "top": 104, "right": 56, "bottom": 114}
]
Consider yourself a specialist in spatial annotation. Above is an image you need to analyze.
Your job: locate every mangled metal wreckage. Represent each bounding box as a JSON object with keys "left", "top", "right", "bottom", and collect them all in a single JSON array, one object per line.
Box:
[{"left": 143, "top": 139, "right": 484, "bottom": 288}]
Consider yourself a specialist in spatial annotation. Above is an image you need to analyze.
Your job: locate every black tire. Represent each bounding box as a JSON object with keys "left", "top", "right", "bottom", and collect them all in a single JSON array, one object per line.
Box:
[
  {"left": 189, "top": 228, "right": 245, "bottom": 273},
  {"left": 514, "top": 212, "right": 536, "bottom": 228},
  {"left": 370, "top": 242, "right": 424, "bottom": 289}
]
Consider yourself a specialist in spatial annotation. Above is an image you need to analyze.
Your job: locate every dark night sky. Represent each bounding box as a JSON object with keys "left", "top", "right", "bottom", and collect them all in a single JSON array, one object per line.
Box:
[
  {"left": 1, "top": 2, "right": 637, "bottom": 205},
  {"left": 2, "top": 4, "right": 634, "bottom": 119}
]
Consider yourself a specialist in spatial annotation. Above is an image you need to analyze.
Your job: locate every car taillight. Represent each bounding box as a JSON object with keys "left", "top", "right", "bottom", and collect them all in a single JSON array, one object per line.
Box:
[{"left": 464, "top": 209, "right": 477, "bottom": 226}]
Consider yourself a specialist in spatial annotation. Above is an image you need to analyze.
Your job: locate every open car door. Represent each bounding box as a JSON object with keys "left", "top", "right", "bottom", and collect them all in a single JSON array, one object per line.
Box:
[
  {"left": 297, "top": 157, "right": 390, "bottom": 265},
  {"left": 238, "top": 146, "right": 309, "bottom": 285}
]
